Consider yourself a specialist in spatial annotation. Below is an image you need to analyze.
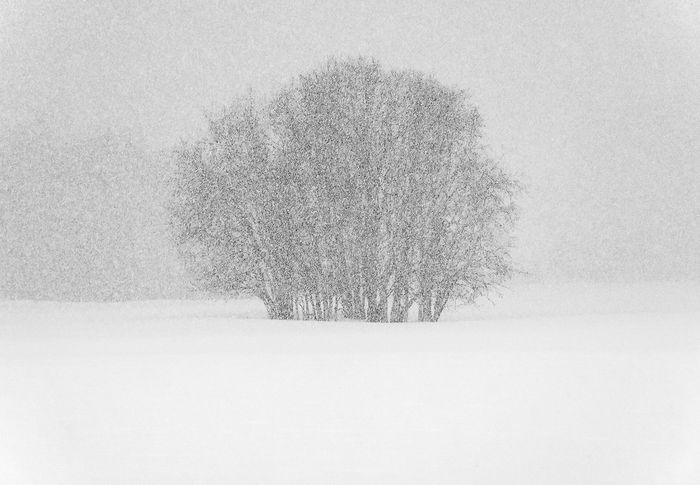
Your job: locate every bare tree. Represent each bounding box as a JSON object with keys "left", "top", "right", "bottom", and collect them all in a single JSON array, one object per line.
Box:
[{"left": 170, "top": 57, "right": 518, "bottom": 321}]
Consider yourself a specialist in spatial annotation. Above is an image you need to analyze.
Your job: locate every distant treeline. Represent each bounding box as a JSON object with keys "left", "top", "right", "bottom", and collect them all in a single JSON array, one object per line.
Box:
[{"left": 0, "top": 126, "right": 187, "bottom": 300}]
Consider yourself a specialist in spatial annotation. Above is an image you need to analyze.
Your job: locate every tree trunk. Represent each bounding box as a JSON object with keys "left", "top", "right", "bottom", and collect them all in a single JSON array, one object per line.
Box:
[{"left": 418, "top": 293, "right": 433, "bottom": 322}]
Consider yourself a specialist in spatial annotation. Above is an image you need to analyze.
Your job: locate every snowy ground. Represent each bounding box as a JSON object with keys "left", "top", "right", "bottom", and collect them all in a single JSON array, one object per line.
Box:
[{"left": 1, "top": 282, "right": 699, "bottom": 484}]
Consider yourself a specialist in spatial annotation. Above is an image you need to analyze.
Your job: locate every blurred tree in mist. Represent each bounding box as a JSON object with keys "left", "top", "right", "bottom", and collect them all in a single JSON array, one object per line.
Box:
[
  {"left": 171, "top": 58, "right": 518, "bottom": 321},
  {"left": 0, "top": 124, "right": 185, "bottom": 300}
]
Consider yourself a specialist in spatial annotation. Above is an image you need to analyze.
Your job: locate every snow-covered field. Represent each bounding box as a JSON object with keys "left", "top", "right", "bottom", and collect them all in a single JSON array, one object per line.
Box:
[{"left": 1, "top": 282, "right": 699, "bottom": 484}]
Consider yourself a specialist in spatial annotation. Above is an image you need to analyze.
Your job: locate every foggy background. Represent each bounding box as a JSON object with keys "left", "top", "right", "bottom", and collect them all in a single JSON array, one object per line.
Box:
[{"left": 1, "top": 0, "right": 699, "bottom": 300}]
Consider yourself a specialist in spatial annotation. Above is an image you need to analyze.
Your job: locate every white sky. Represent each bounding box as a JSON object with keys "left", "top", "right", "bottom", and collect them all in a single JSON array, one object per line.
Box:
[{"left": 1, "top": 0, "right": 699, "bottom": 282}]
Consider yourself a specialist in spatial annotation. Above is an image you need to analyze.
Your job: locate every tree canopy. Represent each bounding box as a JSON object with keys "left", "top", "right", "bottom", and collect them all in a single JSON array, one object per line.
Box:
[{"left": 170, "top": 58, "right": 518, "bottom": 321}]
